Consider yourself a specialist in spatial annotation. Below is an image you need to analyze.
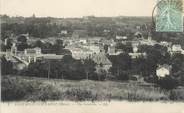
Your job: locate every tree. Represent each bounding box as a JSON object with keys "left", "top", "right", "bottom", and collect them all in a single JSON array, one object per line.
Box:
[
  {"left": 1, "top": 43, "right": 6, "bottom": 52},
  {"left": 171, "top": 53, "right": 184, "bottom": 80},
  {"left": 96, "top": 68, "right": 107, "bottom": 81},
  {"left": 82, "top": 59, "right": 96, "bottom": 80},
  {"left": 17, "top": 35, "right": 28, "bottom": 51},
  {"left": 17, "top": 43, "right": 28, "bottom": 51},
  {"left": 59, "top": 55, "right": 86, "bottom": 80},
  {"left": 104, "top": 44, "right": 109, "bottom": 53},
  {"left": 5, "top": 38, "right": 13, "bottom": 49},
  {"left": 54, "top": 39, "right": 65, "bottom": 54},
  {"left": 157, "top": 76, "right": 179, "bottom": 90},
  {"left": 34, "top": 40, "right": 43, "bottom": 48},
  {"left": 138, "top": 44, "right": 171, "bottom": 77},
  {"left": 1, "top": 55, "right": 13, "bottom": 75},
  {"left": 109, "top": 53, "right": 132, "bottom": 80},
  {"left": 131, "top": 57, "right": 147, "bottom": 75},
  {"left": 41, "top": 42, "right": 53, "bottom": 54}
]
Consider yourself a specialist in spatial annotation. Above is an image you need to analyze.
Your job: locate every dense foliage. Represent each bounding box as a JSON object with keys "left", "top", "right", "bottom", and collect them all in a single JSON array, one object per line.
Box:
[
  {"left": 1, "top": 55, "right": 14, "bottom": 75},
  {"left": 20, "top": 55, "right": 99, "bottom": 80},
  {"left": 1, "top": 15, "right": 184, "bottom": 45}
]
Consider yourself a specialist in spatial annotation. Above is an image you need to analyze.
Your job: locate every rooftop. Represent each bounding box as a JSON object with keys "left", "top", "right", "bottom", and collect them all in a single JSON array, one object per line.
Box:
[{"left": 91, "top": 52, "right": 112, "bottom": 65}]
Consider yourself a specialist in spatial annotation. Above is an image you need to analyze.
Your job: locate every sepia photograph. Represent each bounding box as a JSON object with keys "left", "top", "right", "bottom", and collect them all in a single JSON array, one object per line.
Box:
[{"left": 0, "top": 0, "right": 184, "bottom": 113}]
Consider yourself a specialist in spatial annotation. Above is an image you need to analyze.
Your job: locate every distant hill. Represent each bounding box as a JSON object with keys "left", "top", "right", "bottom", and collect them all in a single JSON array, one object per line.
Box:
[{"left": 1, "top": 15, "right": 184, "bottom": 46}]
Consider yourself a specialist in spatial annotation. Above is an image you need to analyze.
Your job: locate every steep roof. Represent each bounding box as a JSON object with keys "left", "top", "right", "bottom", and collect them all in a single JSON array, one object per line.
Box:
[{"left": 91, "top": 52, "right": 112, "bottom": 65}]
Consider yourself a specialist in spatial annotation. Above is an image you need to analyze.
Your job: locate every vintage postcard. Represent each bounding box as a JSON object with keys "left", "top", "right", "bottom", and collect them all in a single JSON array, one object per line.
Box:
[{"left": 0, "top": 0, "right": 184, "bottom": 113}]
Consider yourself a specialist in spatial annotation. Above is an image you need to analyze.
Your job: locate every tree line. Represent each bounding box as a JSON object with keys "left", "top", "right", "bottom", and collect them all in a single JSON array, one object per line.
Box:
[{"left": 20, "top": 55, "right": 106, "bottom": 81}]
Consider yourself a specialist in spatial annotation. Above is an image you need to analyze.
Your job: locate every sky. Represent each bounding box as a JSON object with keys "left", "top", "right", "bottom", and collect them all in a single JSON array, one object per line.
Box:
[{"left": 1, "top": 0, "right": 155, "bottom": 17}]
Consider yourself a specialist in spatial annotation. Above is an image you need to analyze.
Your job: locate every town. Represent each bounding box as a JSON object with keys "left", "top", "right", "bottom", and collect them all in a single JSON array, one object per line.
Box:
[{"left": 1, "top": 15, "right": 184, "bottom": 101}]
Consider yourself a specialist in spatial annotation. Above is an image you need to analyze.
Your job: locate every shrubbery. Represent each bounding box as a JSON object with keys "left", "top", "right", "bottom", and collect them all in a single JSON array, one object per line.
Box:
[
  {"left": 1, "top": 76, "right": 41, "bottom": 101},
  {"left": 20, "top": 56, "right": 98, "bottom": 80},
  {"left": 157, "top": 76, "right": 179, "bottom": 90},
  {"left": 169, "top": 89, "right": 184, "bottom": 101},
  {"left": 2, "top": 75, "right": 184, "bottom": 101},
  {"left": 1, "top": 76, "right": 98, "bottom": 101}
]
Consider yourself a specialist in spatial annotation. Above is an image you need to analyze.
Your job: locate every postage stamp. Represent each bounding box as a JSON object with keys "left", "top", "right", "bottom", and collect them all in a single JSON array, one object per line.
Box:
[{"left": 156, "top": 0, "right": 183, "bottom": 32}]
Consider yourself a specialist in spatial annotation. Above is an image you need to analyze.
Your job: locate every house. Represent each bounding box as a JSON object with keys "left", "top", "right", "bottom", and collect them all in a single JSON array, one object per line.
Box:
[
  {"left": 60, "top": 30, "right": 68, "bottom": 35},
  {"left": 58, "top": 30, "right": 68, "bottom": 37},
  {"left": 24, "top": 47, "right": 41, "bottom": 55},
  {"left": 108, "top": 46, "right": 116, "bottom": 55},
  {"left": 140, "top": 39, "right": 157, "bottom": 46},
  {"left": 90, "top": 52, "right": 112, "bottom": 71},
  {"left": 39, "top": 54, "right": 64, "bottom": 60},
  {"left": 24, "top": 47, "right": 42, "bottom": 63},
  {"left": 63, "top": 39, "right": 75, "bottom": 46},
  {"left": 82, "top": 45, "right": 101, "bottom": 53},
  {"left": 160, "top": 41, "right": 172, "bottom": 47},
  {"left": 128, "top": 52, "right": 146, "bottom": 59},
  {"left": 172, "top": 44, "right": 182, "bottom": 53},
  {"left": 88, "top": 37, "right": 102, "bottom": 44},
  {"left": 79, "top": 39, "right": 87, "bottom": 44},
  {"left": 88, "top": 45, "right": 101, "bottom": 53},
  {"left": 132, "top": 45, "right": 138, "bottom": 53},
  {"left": 66, "top": 46, "right": 93, "bottom": 60},
  {"left": 103, "top": 29, "right": 110, "bottom": 33},
  {"left": 101, "top": 39, "right": 115, "bottom": 46},
  {"left": 156, "top": 64, "right": 172, "bottom": 78},
  {"left": 116, "top": 35, "right": 127, "bottom": 40}
]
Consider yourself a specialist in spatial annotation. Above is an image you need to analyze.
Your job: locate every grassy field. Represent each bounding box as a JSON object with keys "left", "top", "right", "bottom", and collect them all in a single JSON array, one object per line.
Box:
[{"left": 1, "top": 75, "right": 184, "bottom": 101}]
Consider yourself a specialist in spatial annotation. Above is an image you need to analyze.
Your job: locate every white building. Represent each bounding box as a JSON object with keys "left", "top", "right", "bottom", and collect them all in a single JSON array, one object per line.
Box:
[
  {"left": 172, "top": 44, "right": 182, "bottom": 53},
  {"left": 132, "top": 46, "right": 138, "bottom": 53},
  {"left": 116, "top": 35, "right": 127, "bottom": 40},
  {"left": 66, "top": 47, "right": 93, "bottom": 60},
  {"left": 60, "top": 30, "right": 68, "bottom": 35},
  {"left": 128, "top": 52, "right": 146, "bottom": 59},
  {"left": 79, "top": 39, "right": 87, "bottom": 44},
  {"left": 160, "top": 41, "right": 172, "bottom": 47},
  {"left": 24, "top": 47, "right": 41, "bottom": 55},
  {"left": 156, "top": 64, "right": 172, "bottom": 79},
  {"left": 108, "top": 46, "right": 116, "bottom": 55},
  {"left": 24, "top": 47, "right": 42, "bottom": 63},
  {"left": 83, "top": 45, "right": 101, "bottom": 53}
]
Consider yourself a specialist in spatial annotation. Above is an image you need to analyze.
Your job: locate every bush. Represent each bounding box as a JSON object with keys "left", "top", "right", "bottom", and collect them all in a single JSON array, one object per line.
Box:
[
  {"left": 169, "top": 88, "right": 184, "bottom": 101},
  {"left": 26, "top": 85, "right": 62, "bottom": 101},
  {"left": 1, "top": 76, "right": 98, "bottom": 101},
  {"left": 127, "top": 88, "right": 168, "bottom": 101},
  {"left": 26, "top": 87, "right": 98, "bottom": 101},
  {"left": 157, "top": 76, "right": 179, "bottom": 90},
  {"left": 116, "top": 71, "right": 130, "bottom": 81},
  {"left": 65, "top": 88, "right": 97, "bottom": 101},
  {"left": 1, "top": 76, "right": 41, "bottom": 101},
  {"left": 144, "top": 76, "right": 158, "bottom": 83}
]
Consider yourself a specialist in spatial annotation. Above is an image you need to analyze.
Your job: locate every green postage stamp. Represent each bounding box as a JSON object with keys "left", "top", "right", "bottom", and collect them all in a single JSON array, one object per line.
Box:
[{"left": 156, "top": 0, "right": 183, "bottom": 32}]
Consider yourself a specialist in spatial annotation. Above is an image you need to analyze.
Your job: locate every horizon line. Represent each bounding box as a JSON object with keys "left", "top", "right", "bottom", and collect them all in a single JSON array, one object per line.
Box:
[{"left": 1, "top": 14, "right": 153, "bottom": 18}]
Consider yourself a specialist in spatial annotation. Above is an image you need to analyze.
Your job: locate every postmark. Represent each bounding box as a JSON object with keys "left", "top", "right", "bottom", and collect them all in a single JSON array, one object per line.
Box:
[{"left": 156, "top": 0, "right": 183, "bottom": 32}]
